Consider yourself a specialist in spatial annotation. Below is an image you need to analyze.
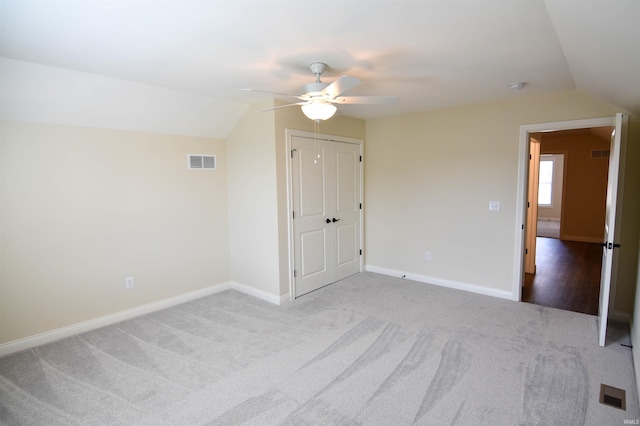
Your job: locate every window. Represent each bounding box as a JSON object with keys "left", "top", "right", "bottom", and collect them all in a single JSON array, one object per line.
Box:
[{"left": 538, "top": 158, "right": 554, "bottom": 206}]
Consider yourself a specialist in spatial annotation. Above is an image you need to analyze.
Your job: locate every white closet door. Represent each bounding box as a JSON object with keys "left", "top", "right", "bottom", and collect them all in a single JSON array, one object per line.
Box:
[
  {"left": 291, "top": 136, "right": 361, "bottom": 297},
  {"left": 331, "top": 141, "right": 361, "bottom": 282},
  {"left": 291, "top": 136, "right": 331, "bottom": 297}
]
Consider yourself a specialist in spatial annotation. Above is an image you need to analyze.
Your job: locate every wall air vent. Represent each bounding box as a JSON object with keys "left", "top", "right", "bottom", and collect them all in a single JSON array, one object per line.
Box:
[
  {"left": 591, "top": 149, "right": 610, "bottom": 159},
  {"left": 188, "top": 154, "right": 216, "bottom": 170}
]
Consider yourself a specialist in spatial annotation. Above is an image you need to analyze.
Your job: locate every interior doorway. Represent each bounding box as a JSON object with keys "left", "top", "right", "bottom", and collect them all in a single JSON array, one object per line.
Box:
[
  {"left": 515, "top": 114, "right": 627, "bottom": 347},
  {"left": 522, "top": 127, "right": 613, "bottom": 315}
]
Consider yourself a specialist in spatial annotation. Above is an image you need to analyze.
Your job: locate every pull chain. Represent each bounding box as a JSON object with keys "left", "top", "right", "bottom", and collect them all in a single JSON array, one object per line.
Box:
[{"left": 314, "top": 119, "right": 321, "bottom": 164}]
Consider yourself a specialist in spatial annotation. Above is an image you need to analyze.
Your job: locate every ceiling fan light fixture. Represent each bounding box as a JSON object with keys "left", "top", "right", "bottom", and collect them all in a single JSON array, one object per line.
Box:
[
  {"left": 301, "top": 101, "right": 337, "bottom": 121},
  {"left": 244, "top": 61, "right": 395, "bottom": 119}
]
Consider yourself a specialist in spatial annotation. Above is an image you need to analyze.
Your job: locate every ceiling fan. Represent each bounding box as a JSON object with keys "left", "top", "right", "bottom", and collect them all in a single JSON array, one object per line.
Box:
[{"left": 243, "top": 62, "right": 397, "bottom": 121}]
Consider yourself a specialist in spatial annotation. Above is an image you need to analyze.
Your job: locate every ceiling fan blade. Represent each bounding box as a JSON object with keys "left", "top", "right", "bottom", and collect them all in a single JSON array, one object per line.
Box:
[
  {"left": 331, "top": 95, "right": 398, "bottom": 105},
  {"left": 242, "top": 88, "right": 305, "bottom": 101},
  {"left": 259, "top": 102, "right": 306, "bottom": 112},
  {"left": 321, "top": 75, "right": 361, "bottom": 99}
]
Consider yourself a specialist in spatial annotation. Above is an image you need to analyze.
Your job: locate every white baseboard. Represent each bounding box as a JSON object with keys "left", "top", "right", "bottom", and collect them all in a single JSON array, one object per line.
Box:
[
  {"left": 612, "top": 310, "right": 631, "bottom": 323},
  {"left": 365, "top": 265, "right": 633, "bottom": 323},
  {"left": 560, "top": 235, "right": 602, "bottom": 244},
  {"left": 365, "top": 264, "right": 514, "bottom": 301},
  {"left": 0, "top": 281, "right": 290, "bottom": 357},
  {"left": 228, "top": 281, "right": 289, "bottom": 306},
  {"left": 0, "top": 282, "right": 234, "bottom": 357},
  {"left": 630, "top": 321, "right": 640, "bottom": 402}
]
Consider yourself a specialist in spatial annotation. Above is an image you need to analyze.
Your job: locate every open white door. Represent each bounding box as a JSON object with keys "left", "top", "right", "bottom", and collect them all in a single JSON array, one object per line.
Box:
[{"left": 598, "top": 113, "right": 628, "bottom": 347}]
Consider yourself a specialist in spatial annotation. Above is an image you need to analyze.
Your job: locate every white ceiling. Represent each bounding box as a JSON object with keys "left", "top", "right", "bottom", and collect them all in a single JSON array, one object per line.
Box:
[{"left": 1, "top": 0, "right": 639, "bottom": 122}]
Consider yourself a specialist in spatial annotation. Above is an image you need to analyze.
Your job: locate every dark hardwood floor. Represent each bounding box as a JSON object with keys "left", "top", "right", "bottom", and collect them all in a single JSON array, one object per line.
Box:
[{"left": 523, "top": 237, "right": 602, "bottom": 315}]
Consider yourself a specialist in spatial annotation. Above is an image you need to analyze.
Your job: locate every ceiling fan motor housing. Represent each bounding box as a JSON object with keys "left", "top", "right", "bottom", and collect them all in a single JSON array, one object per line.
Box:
[{"left": 309, "top": 62, "right": 327, "bottom": 75}]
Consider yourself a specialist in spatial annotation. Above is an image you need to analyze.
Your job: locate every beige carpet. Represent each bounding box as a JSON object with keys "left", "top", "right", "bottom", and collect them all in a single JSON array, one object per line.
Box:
[
  {"left": 537, "top": 219, "right": 560, "bottom": 239},
  {"left": 0, "top": 272, "right": 637, "bottom": 425}
]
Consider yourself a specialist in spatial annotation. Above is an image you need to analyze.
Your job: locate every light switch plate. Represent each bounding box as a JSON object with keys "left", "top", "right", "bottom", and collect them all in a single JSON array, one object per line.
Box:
[{"left": 489, "top": 201, "right": 500, "bottom": 211}]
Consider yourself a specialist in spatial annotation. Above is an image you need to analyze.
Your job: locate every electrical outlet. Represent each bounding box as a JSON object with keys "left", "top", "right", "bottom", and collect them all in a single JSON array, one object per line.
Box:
[
  {"left": 125, "top": 276, "right": 134, "bottom": 289},
  {"left": 425, "top": 252, "right": 432, "bottom": 261}
]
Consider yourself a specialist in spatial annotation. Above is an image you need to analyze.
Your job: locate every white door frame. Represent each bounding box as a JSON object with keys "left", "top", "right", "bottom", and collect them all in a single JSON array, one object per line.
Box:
[
  {"left": 513, "top": 116, "right": 617, "bottom": 301},
  {"left": 285, "top": 128, "right": 364, "bottom": 301}
]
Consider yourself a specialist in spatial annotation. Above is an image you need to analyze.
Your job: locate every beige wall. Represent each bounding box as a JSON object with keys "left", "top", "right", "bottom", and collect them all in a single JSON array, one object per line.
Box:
[
  {"left": 226, "top": 100, "right": 281, "bottom": 296},
  {"left": 364, "top": 91, "right": 640, "bottom": 316},
  {"left": 615, "top": 114, "right": 640, "bottom": 316},
  {"left": 540, "top": 131, "right": 610, "bottom": 242},
  {"left": 633, "top": 227, "right": 640, "bottom": 397},
  {"left": 0, "top": 121, "right": 230, "bottom": 344}
]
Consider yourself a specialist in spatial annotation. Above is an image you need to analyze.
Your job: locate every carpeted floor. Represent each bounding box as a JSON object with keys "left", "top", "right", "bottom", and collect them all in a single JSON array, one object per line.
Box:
[
  {"left": 537, "top": 220, "right": 560, "bottom": 239},
  {"left": 0, "top": 272, "right": 637, "bottom": 425}
]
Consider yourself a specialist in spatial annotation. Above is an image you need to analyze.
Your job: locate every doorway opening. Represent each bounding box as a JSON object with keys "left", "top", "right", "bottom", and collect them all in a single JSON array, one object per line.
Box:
[
  {"left": 523, "top": 127, "right": 612, "bottom": 315},
  {"left": 515, "top": 114, "right": 627, "bottom": 347}
]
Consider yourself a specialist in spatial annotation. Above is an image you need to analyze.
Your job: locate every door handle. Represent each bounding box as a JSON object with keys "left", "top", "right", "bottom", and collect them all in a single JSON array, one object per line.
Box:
[
  {"left": 332, "top": 218, "right": 340, "bottom": 223},
  {"left": 326, "top": 218, "right": 331, "bottom": 224},
  {"left": 602, "top": 242, "right": 622, "bottom": 249}
]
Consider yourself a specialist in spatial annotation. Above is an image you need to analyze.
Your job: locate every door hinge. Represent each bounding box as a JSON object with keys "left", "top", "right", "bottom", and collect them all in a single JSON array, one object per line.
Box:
[
  {"left": 360, "top": 249, "right": 362, "bottom": 255},
  {"left": 525, "top": 248, "right": 528, "bottom": 254},
  {"left": 522, "top": 224, "right": 524, "bottom": 230},
  {"left": 291, "top": 149, "right": 297, "bottom": 158},
  {"left": 359, "top": 155, "right": 362, "bottom": 162},
  {"left": 360, "top": 203, "right": 362, "bottom": 209},
  {"left": 292, "top": 211, "right": 295, "bottom": 219},
  {"left": 293, "top": 269, "right": 296, "bottom": 277},
  {"left": 529, "top": 154, "right": 532, "bottom": 160}
]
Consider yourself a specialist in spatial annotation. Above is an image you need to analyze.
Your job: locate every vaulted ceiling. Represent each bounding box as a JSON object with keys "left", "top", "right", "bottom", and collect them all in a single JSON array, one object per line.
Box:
[{"left": 1, "top": 1, "right": 639, "bottom": 127}]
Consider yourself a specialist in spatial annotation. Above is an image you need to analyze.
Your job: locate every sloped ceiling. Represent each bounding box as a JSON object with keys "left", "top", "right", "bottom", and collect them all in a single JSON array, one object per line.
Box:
[{"left": 0, "top": 0, "right": 638, "bottom": 135}]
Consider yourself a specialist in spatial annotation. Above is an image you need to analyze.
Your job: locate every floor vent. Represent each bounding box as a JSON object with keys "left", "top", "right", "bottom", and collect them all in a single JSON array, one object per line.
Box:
[
  {"left": 188, "top": 154, "right": 216, "bottom": 170},
  {"left": 600, "top": 384, "right": 626, "bottom": 410}
]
